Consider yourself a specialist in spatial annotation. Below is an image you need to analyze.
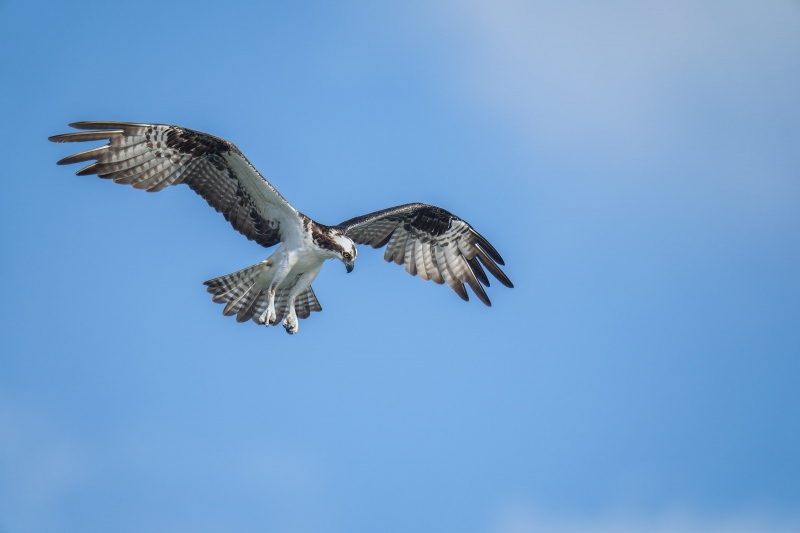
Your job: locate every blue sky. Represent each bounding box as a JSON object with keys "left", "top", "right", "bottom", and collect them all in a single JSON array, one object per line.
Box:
[{"left": 1, "top": 1, "right": 799, "bottom": 532}]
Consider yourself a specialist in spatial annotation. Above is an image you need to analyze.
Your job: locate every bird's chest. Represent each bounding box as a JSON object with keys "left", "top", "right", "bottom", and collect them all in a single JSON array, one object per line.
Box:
[
  {"left": 291, "top": 251, "right": 322, "bottom": 272},
  {"left": 288, "top": 243, "right": 329, "bottom": 273}
]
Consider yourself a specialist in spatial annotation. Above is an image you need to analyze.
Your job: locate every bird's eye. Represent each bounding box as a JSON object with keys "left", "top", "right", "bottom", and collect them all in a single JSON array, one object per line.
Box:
[{"left": 343, "top": 252, "right": 351, "bottom": 259}]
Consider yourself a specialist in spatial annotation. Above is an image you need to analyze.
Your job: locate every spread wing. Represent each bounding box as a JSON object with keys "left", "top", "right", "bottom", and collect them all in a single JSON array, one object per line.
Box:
[
  {"left": 336, "top": 203, "right": 513, "bottom": 306},
  {"left": 49, "top": 121, "right": 304, "bottom": 247}
]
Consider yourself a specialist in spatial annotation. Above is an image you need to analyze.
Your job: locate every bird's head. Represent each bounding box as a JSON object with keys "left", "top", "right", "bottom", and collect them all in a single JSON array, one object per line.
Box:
[
  {"left": 322, "top": 229, "right": 357, "bottom": 273},
  {"left": 337, "top": 234, "right": 357, "bottom": 273}
]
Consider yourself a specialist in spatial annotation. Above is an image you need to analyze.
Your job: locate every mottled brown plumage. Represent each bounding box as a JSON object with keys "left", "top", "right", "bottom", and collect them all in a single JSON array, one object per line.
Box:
[
  {"left": 336, "top": 203, "right": 512, "bottom": 306},
  {"left": 51, "top": 121, "right": 512, "bottom": 333},
  {"left": 51, "top": 121, "right": 292, "bottom": 248}
]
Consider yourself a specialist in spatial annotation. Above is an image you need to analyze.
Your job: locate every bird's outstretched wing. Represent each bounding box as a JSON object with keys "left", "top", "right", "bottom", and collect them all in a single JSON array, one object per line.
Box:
[
  {"left": 336, "top": 203, "right": 512, "bottom": 306},
  {"left": 49, "top": 121, "right": 303, "bottom": 247}
]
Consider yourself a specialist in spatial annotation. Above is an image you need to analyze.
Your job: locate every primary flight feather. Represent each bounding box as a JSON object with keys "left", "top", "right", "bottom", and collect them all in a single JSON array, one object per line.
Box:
[{"left": 49, "top": 121, "right": 513, "bottom": 334}]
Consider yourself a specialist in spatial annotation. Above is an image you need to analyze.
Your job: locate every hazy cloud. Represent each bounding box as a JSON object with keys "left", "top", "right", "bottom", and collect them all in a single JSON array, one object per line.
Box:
[
  {"left": 489, "top": 503, "right": 800, "bottom": 533},
  {"left": 425, "top": 0, "right": 800, "bottom": 155}
]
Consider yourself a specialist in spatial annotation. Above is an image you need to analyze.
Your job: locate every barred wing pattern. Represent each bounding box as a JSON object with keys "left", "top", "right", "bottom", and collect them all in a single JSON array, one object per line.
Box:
[
  {"left": 336, "top": 203, "right": 513, "bottom": 306},
  {"left": 204, "top": 263, "right": 322, "bottom": 324},
  {"left": 49, "top": 122, "right": 302, "bottom": 247}
]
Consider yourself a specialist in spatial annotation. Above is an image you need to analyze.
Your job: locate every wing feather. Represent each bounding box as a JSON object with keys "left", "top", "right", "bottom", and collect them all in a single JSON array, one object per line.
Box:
[
  {"left": 461, "top": 259, "right": 488, "bottom": 304},
  {"left": 50, "top": 130, "right": 125, "bottom": 143},
  {"left": 109, "top": 156, "right": 161, "bottom": 185},
  {"left": 422, "top": 240, "right": 443, "bottom": 284},
  {"left": 466, "top": 256, "right": 490, "bottom": 287},
  {"left": 50, "top": 121, "right": 303, "bottom": 247},
  {"left": 56, "top": 145, "right": 108, "bottom": 165},
  {"left": 428, "top": 242, "right": 446, "bottom": 285},
  {"left": 337, "top": 203, "right": 512, "bottom": 305},
  {"left": 132, "top": 160, "right": 173, "bottom": 190},
  {"left": 384, "top": 229, "right": 409, "bottom": 265},
  {"left": 435, "top": 245, "right": 468, "bottom": 301},
  {"left": 147, "top": 165, "right": 183, "bottom": 193},
  {"left": 414, "top": 237, "right": 430, "bottom": 281},
  {"left": 476, "top": 246, "right": 513, "bottom": 288},
  {"left": 404, "top": 237, "right": 417, "bottom": 276},
  {"left": 76, "top": 161, "right": 100, "bottom": 176}
]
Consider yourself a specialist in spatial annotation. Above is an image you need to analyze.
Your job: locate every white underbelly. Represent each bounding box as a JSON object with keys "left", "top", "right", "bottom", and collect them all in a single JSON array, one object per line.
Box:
[{"left": 258, "top": 245, "right": 325, "bottom": 290}]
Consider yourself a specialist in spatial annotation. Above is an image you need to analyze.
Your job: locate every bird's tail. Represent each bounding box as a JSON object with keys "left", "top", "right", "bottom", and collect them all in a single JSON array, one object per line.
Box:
[{"left": 203, "top": 262, "right": 322, "bottom": 324}]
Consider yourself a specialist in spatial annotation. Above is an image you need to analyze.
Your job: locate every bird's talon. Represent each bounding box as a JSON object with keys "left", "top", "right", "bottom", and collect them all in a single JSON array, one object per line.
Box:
[
  {"left": 258, "top": 306, "right": 277, "bottom": 327},
  {"left": 283, "top": 315, "right": 298, "bottom": 334}
]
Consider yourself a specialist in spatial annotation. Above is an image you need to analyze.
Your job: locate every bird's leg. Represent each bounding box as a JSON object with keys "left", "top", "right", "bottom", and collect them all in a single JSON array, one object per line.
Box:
[
  {"left": 282, "top": 306, "right": 298, "bottom": 335},
  {"left": 282, "top": 271, "right": 315, "bottom": 335},
  {"left": 257, "top": 251, "right": 292, "bottom": 326}
]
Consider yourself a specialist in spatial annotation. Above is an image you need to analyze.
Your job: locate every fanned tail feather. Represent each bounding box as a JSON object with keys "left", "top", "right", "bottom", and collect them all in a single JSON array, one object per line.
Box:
[{"left": 203, "top": 262, "right": 322, "bottom": 325}]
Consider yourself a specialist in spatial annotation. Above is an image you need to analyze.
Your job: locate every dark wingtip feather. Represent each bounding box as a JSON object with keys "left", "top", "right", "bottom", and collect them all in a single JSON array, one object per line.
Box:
[
  {"left": 476, "top": 249, "right": 514, "bottom": 288},
  {"left": 467, "top": 257, "right": 490, "bottom": 287},
  {"left": 473, "top": 230, "right": 505, "bottom": 265},
  {"left": 49, "top": 130, "right": 123, "bottom": 143},
  {"left": 460, "top": 257, "right": 492, "bottom": 306},
  {"left": 495, "top": 271, "right": 513, "bottom": 288},
  {"left": 56, "top": 146, "right": 106, "bottom": 165},
  {"left": 75, "top": 162, "right": 100, "bottom": 176},
  {"left": 68, "top": 121, "right": 140, "bottom": 130},
  {"left": 453, "top": 282, "right": 469, "bottom": 302},
  {"left": 468, "top": 275, "right": 492, "bottom": 306}
]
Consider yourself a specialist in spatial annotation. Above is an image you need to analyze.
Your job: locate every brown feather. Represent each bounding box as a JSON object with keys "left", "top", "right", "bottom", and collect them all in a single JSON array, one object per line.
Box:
[
  {"left": 49, "top": 130, "right": 123, "bottom": 143},
  {"left": 56, "top": 145, "right": 108, "bottom": 165}
]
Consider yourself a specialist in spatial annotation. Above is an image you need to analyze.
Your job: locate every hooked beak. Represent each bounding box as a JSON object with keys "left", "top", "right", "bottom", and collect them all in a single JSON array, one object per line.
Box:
[{"left": 345, "top": 260, "right": 354, "bottom": 273}]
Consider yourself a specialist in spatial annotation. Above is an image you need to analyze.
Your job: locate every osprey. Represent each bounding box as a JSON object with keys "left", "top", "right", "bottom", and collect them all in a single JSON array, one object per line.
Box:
[{"left": 49, "top": 122, "right": 513, "bottom": 334}]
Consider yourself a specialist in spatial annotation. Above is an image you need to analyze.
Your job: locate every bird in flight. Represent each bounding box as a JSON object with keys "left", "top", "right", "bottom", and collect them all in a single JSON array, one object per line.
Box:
[{"left": 50, "top": 122, "right": 513, "bottom": 334}]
